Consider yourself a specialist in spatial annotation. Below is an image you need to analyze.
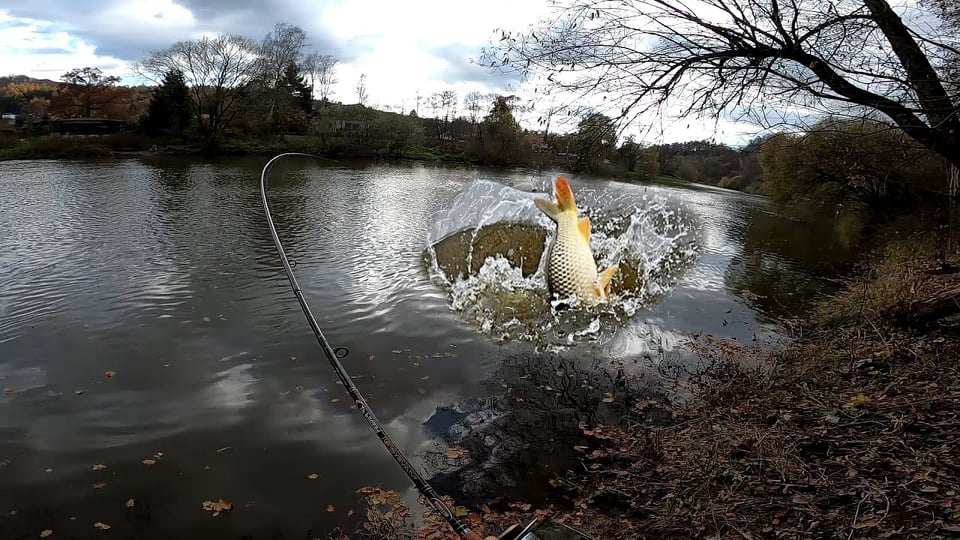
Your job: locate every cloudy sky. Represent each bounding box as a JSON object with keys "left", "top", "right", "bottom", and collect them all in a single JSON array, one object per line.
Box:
[{"left": 0, "top": 0, "right": 765, "bottom": 144}]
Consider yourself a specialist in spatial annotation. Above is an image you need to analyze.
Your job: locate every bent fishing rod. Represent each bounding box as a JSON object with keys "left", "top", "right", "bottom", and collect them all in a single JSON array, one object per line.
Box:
[
  {"left": 260, "top": 153, "right": 593, "bottom": 540},
  {"left": 259, "top": 152, "right": 474, "bottom": 538}
]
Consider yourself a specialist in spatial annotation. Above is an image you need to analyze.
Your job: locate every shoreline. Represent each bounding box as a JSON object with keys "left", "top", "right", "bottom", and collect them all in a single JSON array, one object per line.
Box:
[{"left": 0, "top": 135, "right": 700, "bottom": 190}]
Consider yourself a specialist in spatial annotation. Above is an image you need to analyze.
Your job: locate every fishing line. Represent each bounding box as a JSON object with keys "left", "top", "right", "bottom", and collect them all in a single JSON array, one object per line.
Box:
[{"left": 259, "top": 153, "right": 473, "bottom": 538}]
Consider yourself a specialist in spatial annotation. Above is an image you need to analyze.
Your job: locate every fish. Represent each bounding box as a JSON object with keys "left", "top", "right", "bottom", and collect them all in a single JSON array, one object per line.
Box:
[{"left": 534, "top": 176, "right": 618, "bottom": 306}]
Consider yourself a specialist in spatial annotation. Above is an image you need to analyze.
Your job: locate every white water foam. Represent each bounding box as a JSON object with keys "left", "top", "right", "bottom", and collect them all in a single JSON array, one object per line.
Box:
[{"left": 424, "top": 179, "right": 701, "bottom": 349}]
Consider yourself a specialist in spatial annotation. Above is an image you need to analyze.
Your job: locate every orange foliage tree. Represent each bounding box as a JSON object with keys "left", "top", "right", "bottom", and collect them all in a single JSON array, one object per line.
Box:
[{"left": 48, "top": 67, "right": 132, "bottom": 120}]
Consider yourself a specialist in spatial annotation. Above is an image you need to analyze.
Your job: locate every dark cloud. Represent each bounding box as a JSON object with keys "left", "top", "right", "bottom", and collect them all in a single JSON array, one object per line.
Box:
[
  {"left": 3, "top": 0, "right": 349, "bottom": 63},
  {"left": 432, "top": 43, "right": 524, "bottom": 90}
]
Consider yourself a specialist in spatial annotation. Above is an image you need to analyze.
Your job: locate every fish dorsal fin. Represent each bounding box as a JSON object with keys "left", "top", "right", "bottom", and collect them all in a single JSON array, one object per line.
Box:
[
  {"left": 596, "top": 264, "right": 619, "bottom": 298},
  {"left": 578, "top": 216, "right": 591, "bottom": 241}
]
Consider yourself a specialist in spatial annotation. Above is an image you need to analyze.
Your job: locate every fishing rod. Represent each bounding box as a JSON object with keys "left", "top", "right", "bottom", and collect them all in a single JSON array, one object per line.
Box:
[{"left": 260, "top": 153, "right": 594, "bottom": 540}]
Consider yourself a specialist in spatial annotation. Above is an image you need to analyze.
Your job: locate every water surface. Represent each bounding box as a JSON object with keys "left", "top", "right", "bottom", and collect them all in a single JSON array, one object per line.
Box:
[{"left": 0, "top": 156, "right": 858, "bottom": 538}]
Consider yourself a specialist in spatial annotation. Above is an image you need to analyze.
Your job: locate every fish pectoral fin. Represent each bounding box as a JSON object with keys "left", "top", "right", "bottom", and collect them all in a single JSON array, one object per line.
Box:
[
  {"left": 578, "top": 216, "right": 591, "bottom": 241},
  {"left": 534, "top": 197, "right": 562, "bottom": 222},
  {"left": 597, "top": 264, "right": 619, "bottom": 297}
]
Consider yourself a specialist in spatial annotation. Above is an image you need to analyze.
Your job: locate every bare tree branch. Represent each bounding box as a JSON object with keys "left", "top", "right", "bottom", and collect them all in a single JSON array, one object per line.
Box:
[{"left": 483, "top": 0, "right": 960, "bottom": 167}]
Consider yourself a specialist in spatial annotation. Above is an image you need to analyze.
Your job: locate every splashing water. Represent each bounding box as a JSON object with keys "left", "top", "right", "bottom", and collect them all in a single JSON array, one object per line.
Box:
[{"left": 423, "top": 179, "right": 701, "bottom": 348}]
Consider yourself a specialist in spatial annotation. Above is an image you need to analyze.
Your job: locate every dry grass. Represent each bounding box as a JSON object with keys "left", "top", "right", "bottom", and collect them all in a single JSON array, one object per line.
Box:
[{"left": 814, "top": 232, "right": 960, "bottom": 329}]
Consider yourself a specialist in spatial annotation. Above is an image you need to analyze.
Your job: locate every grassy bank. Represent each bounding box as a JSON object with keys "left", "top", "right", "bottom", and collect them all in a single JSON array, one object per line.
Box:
[{"left": 349, "top": 229, "right": 960, "bottom": 539}]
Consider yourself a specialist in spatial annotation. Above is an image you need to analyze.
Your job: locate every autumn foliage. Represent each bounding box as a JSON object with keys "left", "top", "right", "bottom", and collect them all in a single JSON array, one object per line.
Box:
[{"left": 47, "top": 67, "right": 136, "bottom": 121}]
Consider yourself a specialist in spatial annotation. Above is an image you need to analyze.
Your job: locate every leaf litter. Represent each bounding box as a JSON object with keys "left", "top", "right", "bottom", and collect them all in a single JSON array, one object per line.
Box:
[{"left": 201, "top": 499, "right": 233, "bottom": 517}]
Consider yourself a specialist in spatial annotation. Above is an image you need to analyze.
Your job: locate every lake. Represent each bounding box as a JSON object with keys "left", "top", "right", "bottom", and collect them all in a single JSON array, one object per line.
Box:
[{"left": 0, "top": 156, "right": 859, "bottom": 538}]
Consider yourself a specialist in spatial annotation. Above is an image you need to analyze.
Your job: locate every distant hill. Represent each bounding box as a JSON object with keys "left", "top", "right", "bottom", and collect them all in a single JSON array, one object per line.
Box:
[{"left": 0, "top": 75, "right": 60, "bottom": 87}]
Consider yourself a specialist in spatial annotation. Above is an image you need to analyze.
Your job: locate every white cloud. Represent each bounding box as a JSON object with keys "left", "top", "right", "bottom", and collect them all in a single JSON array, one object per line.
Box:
[
  {"left": 0, "top": 0, "right": 772, "bottom": 144},
  {"left": 0, "top": 12, "right": 129, "bottom": 80}
]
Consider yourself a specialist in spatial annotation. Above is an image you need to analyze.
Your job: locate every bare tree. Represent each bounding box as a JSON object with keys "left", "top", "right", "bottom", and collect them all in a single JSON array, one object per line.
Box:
[
  {"left": 464, "top": 90, "right": 488, "bottom": 142},
  {"left": 441, "top": 90, "right": 458, "bottom": 122},
  {"left": 428, "top": 92, "right": 443, "bottom": 139},
  {"left": 538, "top": 105, "right": 561, "bottom": 147},
  {"left": 356, "top": 73, "right": 368, "bottom": 105},
  {"left": 137, "top": 34, "right": 262, "bottom": 135},
  {"left": 260, "top": 23, "right": 307, "bottom": 128},
  {"left": 485, "top": 0, "right": 960, "bottom": 168},
  {"left": 303, "top": 52, "right": 338, "bottom": 107},
  {"left": 464, "top": 91, "right": 485, "bottom": 125}
]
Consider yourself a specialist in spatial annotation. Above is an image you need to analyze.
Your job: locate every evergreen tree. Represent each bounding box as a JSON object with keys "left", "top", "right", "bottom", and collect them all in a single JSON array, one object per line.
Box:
[{"left": 141, "top": 69, "right": 191, "bottom": 135}]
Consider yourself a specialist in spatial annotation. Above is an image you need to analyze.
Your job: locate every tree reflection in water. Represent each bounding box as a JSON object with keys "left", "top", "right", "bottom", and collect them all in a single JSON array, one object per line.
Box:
[{"left": 422, "top": 350, "right": 677, "bottom": 507}]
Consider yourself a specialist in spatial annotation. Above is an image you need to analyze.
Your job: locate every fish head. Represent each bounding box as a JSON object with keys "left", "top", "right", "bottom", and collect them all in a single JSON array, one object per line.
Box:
[{"left": 553, "top": 176, "right": 577, "bottom": 213}]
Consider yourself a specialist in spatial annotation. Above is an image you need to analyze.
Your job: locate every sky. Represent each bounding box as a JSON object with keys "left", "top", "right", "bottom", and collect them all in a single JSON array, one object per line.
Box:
[{"left": 0, "top": 0, "right": 776, "bottom": 145}]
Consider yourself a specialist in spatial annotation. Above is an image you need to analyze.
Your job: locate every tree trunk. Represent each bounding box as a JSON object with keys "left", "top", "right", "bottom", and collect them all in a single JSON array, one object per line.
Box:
[{"left": 862, "top": 0, "right": 960, "bottom": 169}]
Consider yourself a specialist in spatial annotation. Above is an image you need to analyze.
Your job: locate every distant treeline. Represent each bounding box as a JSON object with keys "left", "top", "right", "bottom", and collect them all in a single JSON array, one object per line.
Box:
[{"left": 0, "top": 22, "right": 953, "bottom": 217}]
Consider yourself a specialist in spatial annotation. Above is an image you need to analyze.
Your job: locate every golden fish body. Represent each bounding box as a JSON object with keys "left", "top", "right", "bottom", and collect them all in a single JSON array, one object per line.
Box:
[{"left": 534, "top": 177, "right": 618, "bottom": 306}]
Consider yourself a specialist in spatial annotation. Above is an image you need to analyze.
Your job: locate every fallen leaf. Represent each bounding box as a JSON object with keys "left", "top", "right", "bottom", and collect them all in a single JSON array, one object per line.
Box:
[
  {"left": 848, "top": 393, "right": 871, "bottom": 407},
  {"left": 201, "top": 499, "right": 233, "bottom": 517},
  {"left": 126, "top": 499, "right": 135, "bottom": 508},
  {"left": 601, "top": 392, "right": 615, "bottom": 403},
  {"left": 93, "top": 482, "right": 106, "bottom": 489},
  {"left": 347, "top": 509, "right": 354, "bottom": 517},
  {"left": 142, "top": 459, "right": 157, "bottom": 466},
  {"left": 105, "top": 371, "right": 116, "bottom": 378},
  {"left": 40, "top": 530, "right": 53, "bottom": 538},
  {"left": 308, "top": 473, "right": 319, "bottom": 480},
  {"left": 92, "top": 464, "right": 107, "bottom": 471},
  {"left": 94, "top": 522, "right": 111, "bottom": 530},
  {"left": 327, "top": 505, "right": 334, "bottom": 512},
  {"left": 445, "top": 447, "right": 467, "bottom": 459}
]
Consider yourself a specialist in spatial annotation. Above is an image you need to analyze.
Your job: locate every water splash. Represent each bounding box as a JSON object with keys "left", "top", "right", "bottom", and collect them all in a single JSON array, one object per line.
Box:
[{"left": 423, "top": 179, "right": 701, "bottom": 348}]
